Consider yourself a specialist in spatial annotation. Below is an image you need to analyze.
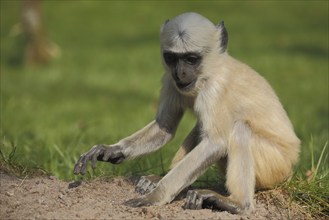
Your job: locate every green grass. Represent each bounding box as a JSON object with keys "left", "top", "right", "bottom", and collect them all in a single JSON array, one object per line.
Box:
[{"left": 1, "top": 1, "right": 328, "bottom": 217}]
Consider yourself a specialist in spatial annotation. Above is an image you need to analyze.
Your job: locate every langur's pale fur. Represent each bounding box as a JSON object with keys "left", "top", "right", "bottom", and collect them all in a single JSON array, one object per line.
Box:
[
  {"left": 74, "top": 12, "right": 300, "bottom": 212},
  {"left": 163, "top": 13, "right": 300, "bottom": 208}
]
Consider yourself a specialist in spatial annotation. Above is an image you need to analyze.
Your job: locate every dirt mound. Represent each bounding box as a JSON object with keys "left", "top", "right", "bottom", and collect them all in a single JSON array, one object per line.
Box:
[{"left": 0, "top": 172, "right": 308, "bottom": 219}]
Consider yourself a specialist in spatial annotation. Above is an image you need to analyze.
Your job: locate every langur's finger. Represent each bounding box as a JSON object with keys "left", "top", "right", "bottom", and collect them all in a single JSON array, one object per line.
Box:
[
  {"left": 190, "top": 191, "right": 199, "bottom": 209},
  {"left": 184, "top": 190, "right": 194, "bottom": 209},
  {"left": 190, "top": 191, "right": 197, "bottom": 209},
  {"left": 73, "top": 154, "right": 86, "bottom": 174},
  {"left": 102, "top": 149, "right": 112, "bottom": 161},
  {"left": 73, "top": 163, "right": 81, "bottom": 174},
  {"left": 195, "top": 196, "right": 204, "bottom": 209},
  {"left": 140, "top": 179, "right": 152, "bottom": 194},
  {"left": 136, "top": 177, "right": 146, "bottom": 188},
  {"left": 184, "top": 193, "right": 192, "bottom": 209},
  {"left": 91, "top": 148, "right": 102, "bottom": 169},
  {"left": 136, "top": 178, "right": 146, "bottom": 194},
  {"left": 80, "top": 155, "right": 90, "bottom": 175}
]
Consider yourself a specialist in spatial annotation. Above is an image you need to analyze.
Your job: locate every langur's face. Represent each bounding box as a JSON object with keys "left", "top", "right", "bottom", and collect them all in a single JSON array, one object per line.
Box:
[
  {"left": 160, "top": 13, "right": 220, "bottom": 94},
  {"left": 163, "top": 51, "right": 202, "bottom": 92}
]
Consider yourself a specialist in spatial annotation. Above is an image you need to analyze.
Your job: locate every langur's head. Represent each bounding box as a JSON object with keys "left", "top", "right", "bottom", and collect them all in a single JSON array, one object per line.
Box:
[{"left": 160, "top": 12, "right": 228, "bottom": 95}]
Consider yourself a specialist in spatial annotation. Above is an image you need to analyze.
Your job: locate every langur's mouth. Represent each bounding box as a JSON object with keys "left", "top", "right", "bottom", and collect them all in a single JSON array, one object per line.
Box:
[{"left": 176, "top": 79, "right": 196, "bottom": 90}]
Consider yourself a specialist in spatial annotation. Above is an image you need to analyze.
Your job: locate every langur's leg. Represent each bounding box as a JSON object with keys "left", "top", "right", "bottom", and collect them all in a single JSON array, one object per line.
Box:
[
  {"left": 184, "top": 121, "right": 255, "bottom": 213},
  {"left": 225, "top": 121, "right": 255, "bottom": 210}
]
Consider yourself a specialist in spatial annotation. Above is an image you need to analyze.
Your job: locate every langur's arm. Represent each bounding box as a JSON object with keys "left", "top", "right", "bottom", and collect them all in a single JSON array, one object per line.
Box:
[
  {"left": 74, "top": 81, "right": 184, "bottom": 175},
  {"left": 134, "top": 122, "right": 201, "bottom": 195},
  {"left": 124, "top": 138, "right": 224, "bottom": 206}
]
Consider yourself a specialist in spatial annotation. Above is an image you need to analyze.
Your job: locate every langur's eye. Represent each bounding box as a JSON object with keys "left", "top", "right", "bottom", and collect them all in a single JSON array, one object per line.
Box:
[
  {"left": 164, "top": 53, "right": 177, "bottom": 65},
  {"left": 184, "top": 55, "right": 200, "bottom": 65}
]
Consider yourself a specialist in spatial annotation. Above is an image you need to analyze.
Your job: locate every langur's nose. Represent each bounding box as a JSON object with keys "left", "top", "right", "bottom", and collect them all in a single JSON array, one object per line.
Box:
[{"left": 177, "top": 71, "right": 186, "bottom": 81}]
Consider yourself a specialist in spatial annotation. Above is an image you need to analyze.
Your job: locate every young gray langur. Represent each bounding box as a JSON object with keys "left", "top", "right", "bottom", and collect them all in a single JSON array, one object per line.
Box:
[{"left": 73, "top": 12, "right": 300, "bottom": 213}]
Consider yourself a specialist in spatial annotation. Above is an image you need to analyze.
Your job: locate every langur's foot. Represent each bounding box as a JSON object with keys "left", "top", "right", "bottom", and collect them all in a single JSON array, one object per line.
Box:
[{"left": 184, "top": 189, "right": 243, "bottom": 214}]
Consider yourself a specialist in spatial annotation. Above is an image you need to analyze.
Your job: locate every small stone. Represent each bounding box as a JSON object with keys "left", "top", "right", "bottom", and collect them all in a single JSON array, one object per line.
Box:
[
  {"left": 5, "top": 190, "right": 14, "bottom": 197},
  {"left": 142, "top": 207, "right": 148, "bottom": 214},
  {"left": 59, "top": 188, "right": 66, "bottom": 195},
  {"left": 6, "top": 208, "right": 14, "bottom": 214},
  {"left": 48, "top": 176, "right": 56, "bottom": 180}
]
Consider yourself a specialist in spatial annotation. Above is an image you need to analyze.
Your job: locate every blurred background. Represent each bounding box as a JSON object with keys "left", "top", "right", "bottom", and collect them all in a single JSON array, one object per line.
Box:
[{"left": 1, "top": 1, "right": 328, "bottom": 182}]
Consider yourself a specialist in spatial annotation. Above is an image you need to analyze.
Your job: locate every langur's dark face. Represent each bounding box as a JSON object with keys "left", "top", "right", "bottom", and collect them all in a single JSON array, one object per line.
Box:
[{"left": 163, "top": 51, "right": 202, "bottom": 92}]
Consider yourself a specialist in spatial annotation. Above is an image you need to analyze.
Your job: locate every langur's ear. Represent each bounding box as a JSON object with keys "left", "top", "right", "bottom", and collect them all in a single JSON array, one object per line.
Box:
[
  {"left": 160, "top": 19, "right": 170, "bottom": 33},
  {"left": 216, "top": 21, "right": 228, "bottom": 53}
]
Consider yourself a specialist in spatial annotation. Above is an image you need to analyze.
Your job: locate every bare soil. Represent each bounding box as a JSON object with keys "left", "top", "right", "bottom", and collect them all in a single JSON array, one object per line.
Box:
[{"left": 0, "top": 171, "right": 310, "bottom": 220}]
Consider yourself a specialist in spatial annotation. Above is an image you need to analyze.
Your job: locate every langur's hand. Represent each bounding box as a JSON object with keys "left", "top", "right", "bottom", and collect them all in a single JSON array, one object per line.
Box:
[
  {"left": 124, "top": 196, "right": 154, "bottom": 207},
  {"left": 73, "top": 144, "right": 125, "bottom": 175}
]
